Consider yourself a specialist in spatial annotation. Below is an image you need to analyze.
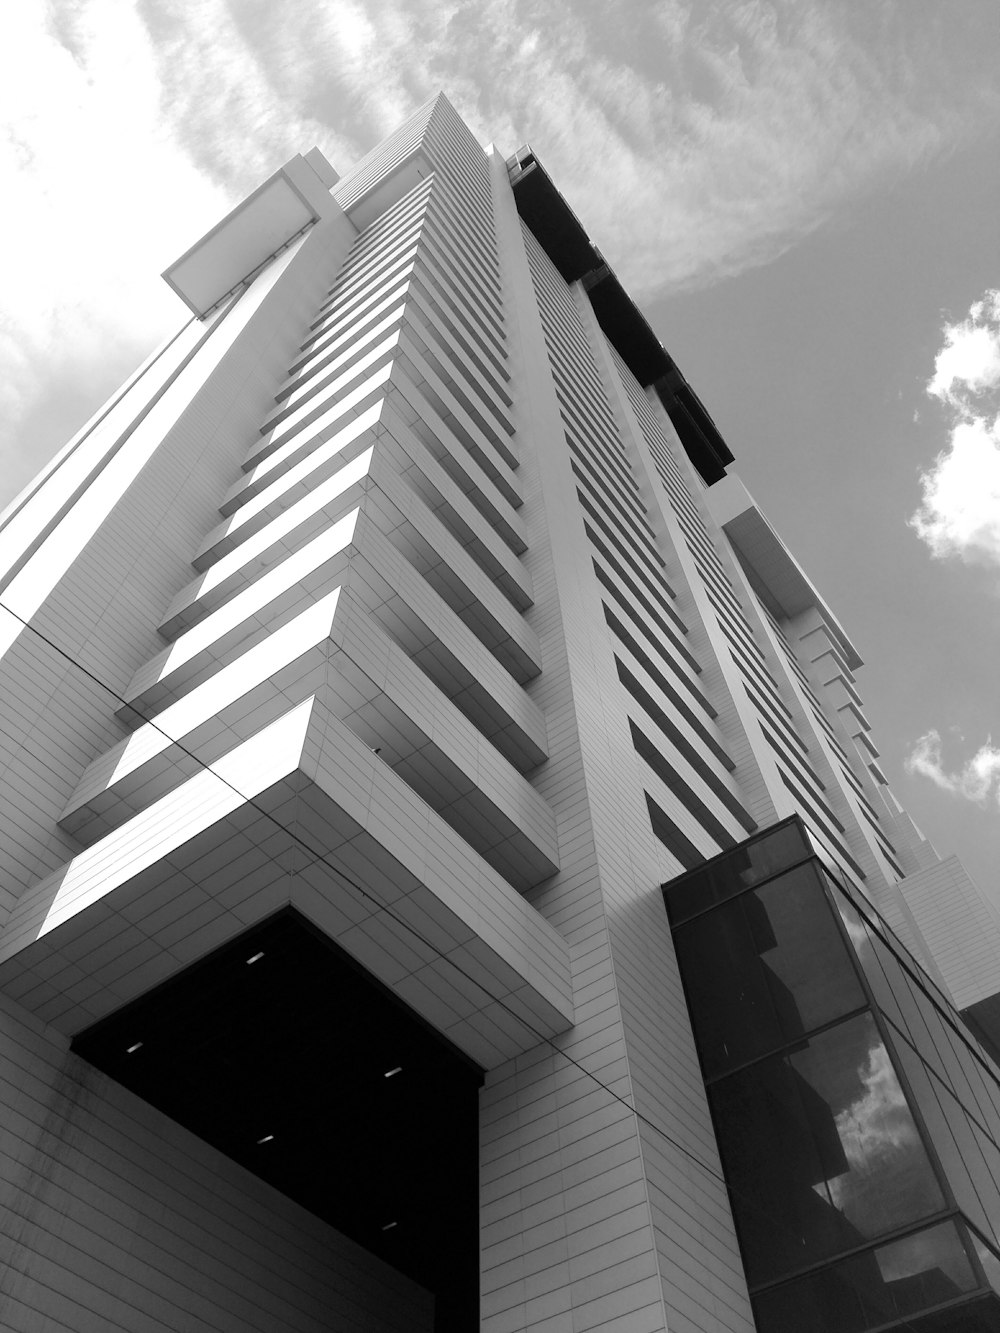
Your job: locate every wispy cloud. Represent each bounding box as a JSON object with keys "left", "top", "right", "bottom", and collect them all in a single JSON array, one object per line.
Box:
[
  {"left": 927, "top": 291, "right": 1000, "bottom": 411},
  {"left": 910, "top": 290, "right": 1000, "bottom": 570},
  {"left": 3, "top": 0, "right": 1000, "bottom": 503},
  {"left": 130, "top": 0, "right": 1000, "bottom": 292},
  {"left": 906, "top": 729, "right": 1000, "bottom": 807},
  {"left": 0, "top": 4, "right": 230, "bottom": 493}
]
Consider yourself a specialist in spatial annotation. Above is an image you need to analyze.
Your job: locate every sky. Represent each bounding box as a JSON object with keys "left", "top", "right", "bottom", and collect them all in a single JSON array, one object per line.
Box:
[{"left": 2, "top": 0, "right": 999, "bottom": 899}]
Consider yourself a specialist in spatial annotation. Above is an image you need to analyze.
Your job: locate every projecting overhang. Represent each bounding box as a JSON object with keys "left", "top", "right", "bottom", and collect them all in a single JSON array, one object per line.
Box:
[
  {"left": 506, "top": 150, "right": 597, "bottom": 283},
  {"left": 705, "top": 473, "right": 862, "bottom": 670},
  {"left": 507, "top": 147, "right": 734, "bottom": 485},
  {"left": 0, "top": 688, "right": 573, "bottom": 1070},
  {"left": 162, "top": 150, "right": 343, "bottom": 318}
]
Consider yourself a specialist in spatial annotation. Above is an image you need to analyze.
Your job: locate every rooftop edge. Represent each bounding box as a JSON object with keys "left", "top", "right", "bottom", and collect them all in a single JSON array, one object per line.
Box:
[{"left": 506, "top": 146, "right": 734, "bottom": 485}]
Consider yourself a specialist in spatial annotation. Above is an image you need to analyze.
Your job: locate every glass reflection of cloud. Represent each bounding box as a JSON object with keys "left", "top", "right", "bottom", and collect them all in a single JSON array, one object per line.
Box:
[
  {"left": 832, "top": 1041, "right": 920, "bottom": 1173},
  {"left": 816, "top": 1034, "right": 941, "bottom": 1235},
  {"left": 836, "top": 897, "right": 872, "bottom": 960}
]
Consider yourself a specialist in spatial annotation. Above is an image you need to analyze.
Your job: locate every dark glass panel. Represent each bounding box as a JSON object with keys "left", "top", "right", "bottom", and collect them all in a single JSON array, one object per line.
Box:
[
  {"left": 931, "top": 1079, "right": 998, "bottom": 1247},
  {"left": 975, "top": 1045, "right": 1000, "bottom": 1124},
  {"left": 712, "top": 1013, "right": 944, "bottom": 1284},
  {"left": 914, "top": 989, "right": 982, "bottom": 1120},
  {"left": 892, "top": 1034, "right": 994, "bottom": 1242},
  {"left": 836, "top": 895, "right": 909, "bottom": 1033},
  {"left": 676, "top": 900, "right": 788, "bottom": 1077},
  {"left": 891, "top": 963, "right": 938, "bottom": 1054},
  {"left": 969, "top": 1122, "right": 1000, "bottom": 1251},
  {"left": 902, "top": 1295, "right": 1000, "bottom": 1333},
  {"left": 867, "top": 929, "right": 910, "bottom": 1035},
  {"left": 835, "top": 889, "right": 1000, "bottom": 1144},
  {"left": 953, "top": 1037, "right": 1000, "bottom": 1141},
  {"left": 754, "top": 869, "right": 866, "bottom": 1036},
  {"left": 675, "top": 863, "right": 865, "bottom": 1077},
  {"left": 711, "top": 1044, "right": 864, "bottom": 1282},
  {"left": 664, "top": 819, "right": 811, "bottom": 923},
  {"left": 830, "top": 877, "right": 971, "bottom": 1043},
  {"left": 969, "top": 1230, "right": 1000, "bottom": 1295},
  {"left": 752, "top": 1220, "right": 978, "bottom": 1333},
  {"left": 789, "top": 1016, "right": 944, "bottom": 1241},
  {"left": 926, "top": 1002, "right": 1000, "bottom": 1136}
]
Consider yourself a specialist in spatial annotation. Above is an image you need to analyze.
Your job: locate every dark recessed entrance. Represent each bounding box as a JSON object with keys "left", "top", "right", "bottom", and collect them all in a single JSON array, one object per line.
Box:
[{"left": 72, "top": 909, "right": 483, "bottom": 1332}]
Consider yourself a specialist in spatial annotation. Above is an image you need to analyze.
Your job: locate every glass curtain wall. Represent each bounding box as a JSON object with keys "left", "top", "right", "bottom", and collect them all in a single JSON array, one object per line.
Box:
[{"left": 664, "top": 817, "right": 1000, "bottom": 1333}]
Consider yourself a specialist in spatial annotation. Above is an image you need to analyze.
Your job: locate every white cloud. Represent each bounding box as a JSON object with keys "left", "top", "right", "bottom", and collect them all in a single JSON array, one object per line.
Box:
[
  {"left": 928, "top": 290, "right": 1000, "bottom": 410},
  {"left": 911, "top": 290, "right": 1000, "bottom": 567},
  {"left": 906, "top": 729, "right": 1000, "bottom": 806},
  {"left": 0, "top": 0, "right": 348, "bottom": 502},
  {"left": 910, "top": 414, "right": 1000, "bottom": 566},
  {"left": 468, "top": 0, "right": 1000, "bottom": 294},
  {"left": 3, "top": 0, "right": 1000, "bottom": 506}
]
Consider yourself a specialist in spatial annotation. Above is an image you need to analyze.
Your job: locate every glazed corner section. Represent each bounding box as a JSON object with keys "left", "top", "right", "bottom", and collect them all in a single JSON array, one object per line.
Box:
[{"left": 665, "top": 818, "right": 1000, "bottom": 1333}]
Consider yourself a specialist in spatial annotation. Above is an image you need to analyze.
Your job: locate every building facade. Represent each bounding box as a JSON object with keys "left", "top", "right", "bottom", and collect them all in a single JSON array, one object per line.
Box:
[{"left": 1, "top": 93, "right": 1000, "bottom": 1331}]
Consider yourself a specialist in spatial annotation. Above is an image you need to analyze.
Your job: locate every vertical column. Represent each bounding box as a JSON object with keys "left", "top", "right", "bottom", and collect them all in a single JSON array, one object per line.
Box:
[
  {"left": 0, "top": 211, "right": 357, "bottom": 929},
  {"left": 482, "top": 147, "right": 754, "bottom": 1333}
]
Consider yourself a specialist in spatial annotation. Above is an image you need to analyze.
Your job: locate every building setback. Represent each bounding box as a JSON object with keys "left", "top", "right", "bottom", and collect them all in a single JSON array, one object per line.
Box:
[{"left": 1, "top": 93, "right": 1000, "bottom": 1332}]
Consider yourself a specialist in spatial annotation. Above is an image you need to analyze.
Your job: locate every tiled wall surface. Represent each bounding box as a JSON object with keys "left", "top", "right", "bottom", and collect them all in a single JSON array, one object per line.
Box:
[
  {"left": 0, "top": 93, "right": 985, "bottom": 1331},
  {"left": 900, "top": 857, "right": 1000, "bottom": 1011},
  {"left": 0, "top": 993, "right": 432, "bottom": 1331}
]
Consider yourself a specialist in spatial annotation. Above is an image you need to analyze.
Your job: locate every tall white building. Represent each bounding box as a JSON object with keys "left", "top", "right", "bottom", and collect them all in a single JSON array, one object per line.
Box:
[{"left": 2, "top": 93, "right": 1000, "bottom": 1333}]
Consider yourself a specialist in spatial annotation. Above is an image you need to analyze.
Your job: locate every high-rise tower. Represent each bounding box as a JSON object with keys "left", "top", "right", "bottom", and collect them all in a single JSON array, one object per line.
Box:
[{"left": 2, "top": 94, "right": 1000, "bottom": 1333}]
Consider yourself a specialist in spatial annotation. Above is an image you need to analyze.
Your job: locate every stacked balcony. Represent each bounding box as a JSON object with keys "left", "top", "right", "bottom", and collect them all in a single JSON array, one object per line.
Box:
[{"left": 0, "top": 97, "right": 572, "bottom": 1073}]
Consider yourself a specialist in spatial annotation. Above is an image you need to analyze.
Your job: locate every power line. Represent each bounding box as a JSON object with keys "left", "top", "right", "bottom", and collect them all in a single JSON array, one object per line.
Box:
[
  {"left": 0, "top": 596, "right": 973, "bottom": 1327},
  {"left": 0, "top": 594, "right": 729, "bottom": 1188}
]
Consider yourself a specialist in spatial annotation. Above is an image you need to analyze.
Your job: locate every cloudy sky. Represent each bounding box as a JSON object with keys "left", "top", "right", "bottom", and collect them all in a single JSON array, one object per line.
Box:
[{"left": 2, "top": 0, "right": 999, "bottom": 897}]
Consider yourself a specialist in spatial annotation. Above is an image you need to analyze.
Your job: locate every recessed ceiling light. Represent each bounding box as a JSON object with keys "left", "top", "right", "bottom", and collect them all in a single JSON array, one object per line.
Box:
[
  {"left": 381, "top": 1221, "right": 398, "bottom": 1231},
  {"left": 246, "top": 951, "right": 265, "bottom": 965},
  {"left": 384, "top": 1066, "right": 403, "bottom": 1078},
  {"left": 126, "top": 1042, "right": 143, "bottom": 1054},
  {"left": 257, "top": 1134, "right": 274, "bottom": 1144}
]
